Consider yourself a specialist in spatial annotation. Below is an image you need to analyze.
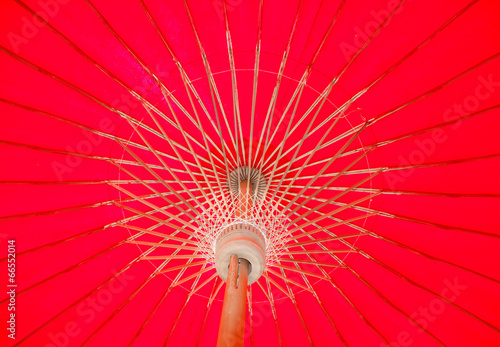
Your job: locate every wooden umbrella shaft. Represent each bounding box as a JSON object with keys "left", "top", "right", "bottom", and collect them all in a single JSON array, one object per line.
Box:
[
  {"left": 217, "top": 254, "right": 249, "bottom": 347},
  {"left": 235, "top": 179, "right": 252, "bottom": 218},
  {"left": 217, "top": 180, "right": 252, "bottom": 346}
]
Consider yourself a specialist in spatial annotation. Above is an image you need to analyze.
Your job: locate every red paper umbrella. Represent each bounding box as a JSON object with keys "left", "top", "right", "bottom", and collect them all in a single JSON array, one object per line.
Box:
[{"left": 1, "top": 0, "right": 500, "bottom": 346}]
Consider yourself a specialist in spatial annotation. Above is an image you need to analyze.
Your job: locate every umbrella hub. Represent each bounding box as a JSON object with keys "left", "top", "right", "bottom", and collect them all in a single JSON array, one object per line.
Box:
[
  {"left": 214, "top": 221, "right": 266, "bottom": 284},
  {"left": 214, "top": 167, "right": 268, "bottom": 284},
  {"left": 228, "top": 166, "right": 267, "bottom": 202}
]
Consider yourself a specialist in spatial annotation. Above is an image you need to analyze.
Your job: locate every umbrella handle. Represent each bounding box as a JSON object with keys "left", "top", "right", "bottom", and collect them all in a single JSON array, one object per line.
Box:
[{"left": 217, "top": 254, "right": 249, "bottom": 347}]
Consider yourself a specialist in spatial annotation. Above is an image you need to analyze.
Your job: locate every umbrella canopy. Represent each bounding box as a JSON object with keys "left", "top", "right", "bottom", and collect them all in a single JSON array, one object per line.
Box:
[{"left": 1, "top": 0, "right": 500, "bottom": 346}]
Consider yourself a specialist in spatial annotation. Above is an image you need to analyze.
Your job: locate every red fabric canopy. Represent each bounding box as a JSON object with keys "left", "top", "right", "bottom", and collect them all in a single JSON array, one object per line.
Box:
[{"left": 1, "top": 0, "right": 500, "bottom": 346}]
